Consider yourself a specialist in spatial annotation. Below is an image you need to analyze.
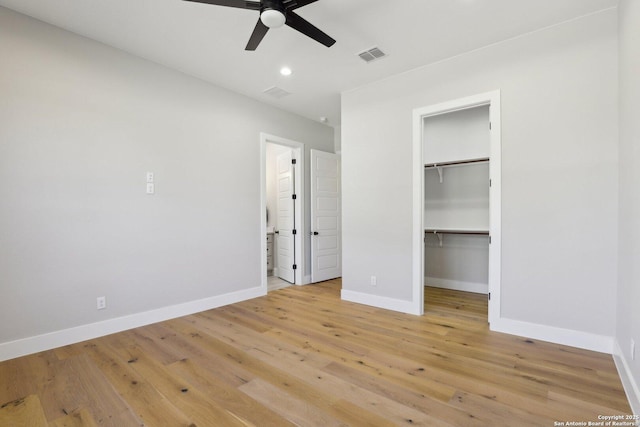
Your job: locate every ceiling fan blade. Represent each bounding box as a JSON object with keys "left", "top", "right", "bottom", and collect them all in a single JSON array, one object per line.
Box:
[
  {"left": 182, "top": 0, "right": 260, "bottom": 11},
  {"left": 285, "top": 0, "right": 318, "bottom": 11},
  {"left": 285, "top": 11, "right": 335, "bottom": 47},
  {"left": 245, "top": 18, "right": 270, "bottom": 50}
]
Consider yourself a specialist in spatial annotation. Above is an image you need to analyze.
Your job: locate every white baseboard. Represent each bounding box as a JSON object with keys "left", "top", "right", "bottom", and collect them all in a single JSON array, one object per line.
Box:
[
  {"left": 491, "top": 317, "right": 614, "bottom": 354},
  {"left": 0, "top": 286, "right": 265, "bottom": 362},
  {"left": 425, "top": 277, "right": 488, "bottom": 294},
  {"left": 341, "top": 289, "right": 421, "bottom": 315},
  {"left": 614, "top": 340, "right": 640, "bottom": 416}
]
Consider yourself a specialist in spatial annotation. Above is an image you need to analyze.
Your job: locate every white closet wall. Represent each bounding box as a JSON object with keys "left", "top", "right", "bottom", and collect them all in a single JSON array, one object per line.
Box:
[
  {"left": 424, "top": 163, "right": 489, "bottom": 229},
  {"left": 423, "top": 105, "right": 490, "bottom": 164},
  {"left": 425, "top": 234, "right": 489, "bottom": 292}
]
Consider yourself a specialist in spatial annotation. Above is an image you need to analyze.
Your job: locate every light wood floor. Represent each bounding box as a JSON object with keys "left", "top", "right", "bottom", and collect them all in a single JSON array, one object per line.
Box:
[{"left": 0, "top": 280, "right": 631, "bottom": 426}]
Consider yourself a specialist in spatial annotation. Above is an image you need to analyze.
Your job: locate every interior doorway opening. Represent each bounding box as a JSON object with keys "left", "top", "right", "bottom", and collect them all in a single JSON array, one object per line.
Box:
[{"left": 260, "top": 134, "right": 304, "bottom": 293}]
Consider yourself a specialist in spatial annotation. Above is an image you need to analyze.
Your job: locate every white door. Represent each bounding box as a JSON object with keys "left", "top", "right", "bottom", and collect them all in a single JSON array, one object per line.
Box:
[
  {"left": 310, "top": 150, "right": 341, "bottom": 282},
  {"left": 276, "top": 150, "right": 295, "bottom": 283}
]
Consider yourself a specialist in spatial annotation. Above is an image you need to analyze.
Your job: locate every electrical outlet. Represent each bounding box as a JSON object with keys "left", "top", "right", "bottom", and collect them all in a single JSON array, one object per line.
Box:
[
  {"left": 146, "top": 172, "right": 154, "bottom": 183},
  {"left": 370, "top": 275, "right": 377, "bottom": 287},
  {"left": 146, "top": 183, "right": 155, "bottom": 194},
  {"left": 632, "top": 339, "right": 636, "bottom": 361},
  {"left": 97, "top": 296, "right": 106, "bottom": 310}
]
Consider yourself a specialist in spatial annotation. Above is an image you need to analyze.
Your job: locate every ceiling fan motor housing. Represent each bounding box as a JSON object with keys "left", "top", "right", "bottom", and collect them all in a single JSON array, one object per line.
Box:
[{"left": 261, "top": 0, "right": 286, "bottom": 14}]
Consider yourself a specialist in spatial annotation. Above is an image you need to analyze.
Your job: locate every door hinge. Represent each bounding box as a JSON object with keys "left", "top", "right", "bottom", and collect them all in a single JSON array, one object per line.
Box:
[
  {"left": 292, "top": 194, "right": 297, "bottom": 200},
  {"left": 291, "top": 159, "right": 297, "bottom": 165},
  {"left": 292, "top": 229, "right": 297, "bottom": 235},
  {"left": 489, "top": 236, "right": 492, "bottom": 244},
  {"left": 489, "top": 179, "right": 492, "bottom": 187},
  {"left": 488, "top": 292, "right": 491, "bottom": 301},
  {"left": 292, "top": 264, "right": 298, "bottom": 270},
  {"left": 489, "top": 122, "right": 492, "bottom": 130}
]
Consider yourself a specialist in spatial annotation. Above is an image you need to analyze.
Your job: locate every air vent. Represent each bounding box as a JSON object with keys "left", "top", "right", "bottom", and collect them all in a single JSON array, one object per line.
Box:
[
  {"left": 263, "top": 86, "right": 291, "bottom": 99},
  {"left": 357, "top": 46, "right": 387, "bottom": 63}
]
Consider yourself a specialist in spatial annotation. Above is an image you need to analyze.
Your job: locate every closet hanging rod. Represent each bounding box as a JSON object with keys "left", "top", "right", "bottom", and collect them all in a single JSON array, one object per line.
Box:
[
  {"left": 425, "top": 229, "right": 489, "bottom": 236},
  {"left": 424, "top": 157, "right": 489, "bottom": 169}
]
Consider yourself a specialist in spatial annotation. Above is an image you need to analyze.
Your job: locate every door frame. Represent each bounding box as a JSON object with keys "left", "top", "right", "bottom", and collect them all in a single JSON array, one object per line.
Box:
[
  {"left": 412, "top": 90, "right": 501, "bottom": 324},
  {"left": 260, "top": 133, "right": 305, "bottom": 291}
]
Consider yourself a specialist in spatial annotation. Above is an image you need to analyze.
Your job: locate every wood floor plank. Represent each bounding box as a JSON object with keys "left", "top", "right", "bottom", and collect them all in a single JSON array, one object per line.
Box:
[
  {"left": 79, "top": 339, "right": 195, "bottom": 427},
  {"left": 36, "top": 353, "right": 143, "bottom": 426},
  {"left": 0, "top": 395, "right": 47, "bottom": 427},
  {"left": 239, "top": 378, "right": 347, "bottom": 427},
  {"left": 449, "top": 390, "right": 553, "bottom": 427},
  {"left": 0, "top": 352, "right": 56, "bottom": 407},
  {"left": 167, "top": 357, "right": 298, "bottom": 427},
  {"left": 49, "top": 408, "right": 99, "bottom": 427},
  {"left": 321, "top": 361, "right": 487, "bottom": 427},
  {"left": 105, "top": 345, "right": 249, "bottom": 427},
  {"left": 0, "top": 280, "right": 631, "bottom": 426}
]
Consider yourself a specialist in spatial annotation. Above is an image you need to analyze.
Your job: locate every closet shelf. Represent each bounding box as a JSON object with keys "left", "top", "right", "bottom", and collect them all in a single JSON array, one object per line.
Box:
[
  {"left": 424, "top": 157, "right": 489, "bottom": 169},
  {"left": 425, "top": 228, "right": 489, "bottom": 235},
  {"left": 425, "top": 228, "right": 489, "bottom": 247}
]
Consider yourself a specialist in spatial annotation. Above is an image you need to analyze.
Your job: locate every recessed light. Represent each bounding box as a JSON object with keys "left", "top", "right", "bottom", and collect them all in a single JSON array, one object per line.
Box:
[{"left": 280, "top": 67, "right": 292, "bottom": 76}]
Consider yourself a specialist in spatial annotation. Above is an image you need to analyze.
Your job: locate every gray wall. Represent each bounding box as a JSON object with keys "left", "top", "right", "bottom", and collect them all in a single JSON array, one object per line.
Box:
[
  {"left": 0, "top": 7, "right": 333, "bottom": 346},
  {"left": 617, "top": 0, "right": 640, "bottom": 412},
  {"left": 342, "top": 10, "right": 618, "bottom": 337}
]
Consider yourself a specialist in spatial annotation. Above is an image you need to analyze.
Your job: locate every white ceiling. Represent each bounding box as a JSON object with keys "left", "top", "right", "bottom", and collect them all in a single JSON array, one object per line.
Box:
[{"left": 0, "top": 0, "right": 617, "bottom": 126}]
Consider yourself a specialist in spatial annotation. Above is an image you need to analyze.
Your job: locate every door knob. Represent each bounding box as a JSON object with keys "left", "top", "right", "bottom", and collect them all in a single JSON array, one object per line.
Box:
[{"left": 313, "top": 231, "right": 319, "bottom": 235}]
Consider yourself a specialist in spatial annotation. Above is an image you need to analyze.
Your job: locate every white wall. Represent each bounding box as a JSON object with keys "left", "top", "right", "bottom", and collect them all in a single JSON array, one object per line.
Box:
[
  {"left": 424, "top": 164, "right": 490, "bottom": 230},
  {"left": 0, "top": 7, "right": 333, "bottom": 357},
  {"left": 616, "top": 0, "right": 640, "bottom": 413},
  {"left": 342, "top": 10, "right": 618, "bottom": 341},
  {"left": 423, "top": 105, "right": 490, "bottom": 164}
]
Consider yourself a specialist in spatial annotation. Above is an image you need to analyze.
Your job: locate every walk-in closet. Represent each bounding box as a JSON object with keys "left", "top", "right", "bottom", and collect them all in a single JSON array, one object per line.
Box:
[{"left": 423, "top": 105, "right": 491, "bottom": 297}]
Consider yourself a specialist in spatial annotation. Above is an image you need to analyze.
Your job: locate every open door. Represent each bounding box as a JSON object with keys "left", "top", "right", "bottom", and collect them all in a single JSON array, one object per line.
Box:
[
  {"left": 310, "top": 150, "right": 341, "bottom": 282},
  {"left": 276, "top": 150, "right": 296, "bottom": 283}
]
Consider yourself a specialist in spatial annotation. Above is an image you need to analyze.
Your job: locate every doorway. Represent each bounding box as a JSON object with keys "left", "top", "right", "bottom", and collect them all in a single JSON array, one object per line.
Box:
[
  {"left": 412, "top": 91, "right": 501, "bottom": 324},
  {"left": 260, "top": 134, "right": 304, "bottom": 292}
]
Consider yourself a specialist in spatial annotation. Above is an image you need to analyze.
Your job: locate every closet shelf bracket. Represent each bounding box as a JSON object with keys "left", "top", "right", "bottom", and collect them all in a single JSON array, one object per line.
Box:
[{"left": 435, "top": 231, "right": 443, "bottom": 247}]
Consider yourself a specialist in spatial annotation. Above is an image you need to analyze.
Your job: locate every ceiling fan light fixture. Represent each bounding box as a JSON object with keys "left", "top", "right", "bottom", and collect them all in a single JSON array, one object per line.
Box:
[{"left": 261, "top": 9, "right": 286, "bottom": 28}]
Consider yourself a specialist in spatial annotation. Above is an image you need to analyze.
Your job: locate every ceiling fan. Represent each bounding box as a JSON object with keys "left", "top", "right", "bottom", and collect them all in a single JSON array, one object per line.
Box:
[{"left": 183, "top": 0, "right": 336, "bottom": 51}]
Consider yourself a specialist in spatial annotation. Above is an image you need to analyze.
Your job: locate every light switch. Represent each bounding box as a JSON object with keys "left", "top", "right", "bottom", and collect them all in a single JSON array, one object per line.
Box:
[
  {"left": 146, "top": 183, "right": 155, "bottom": 194},
  {"left": 146, "top": 172, "right": 154, "bottom": 183}
]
